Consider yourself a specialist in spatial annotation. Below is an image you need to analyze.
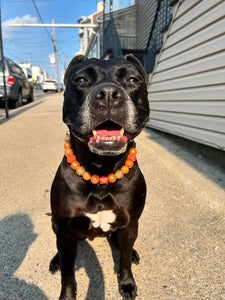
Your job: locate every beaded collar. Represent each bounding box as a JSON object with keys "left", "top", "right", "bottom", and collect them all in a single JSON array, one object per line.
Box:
[{"left": 64, "top": 131, "right": 137, "bottom": 185}]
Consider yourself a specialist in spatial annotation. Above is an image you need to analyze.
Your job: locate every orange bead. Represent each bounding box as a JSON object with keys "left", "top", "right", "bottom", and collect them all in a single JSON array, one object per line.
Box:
[
  {"left": 91, "top": 175, "right": 100, "bottom": 184},
  {"left": 125, "top": 159, "right": 134, "bottom": 169},
  {"left": 121, "top": 165, "right": 129, "bottom": 174},
  {"left": 129, "top": 147, "right": 137, "bottom": 155},
  {"left": 64, "top": 148, "right": 73, "bottom": 156},
  {"left": 66, "top": 131, "right": 70, "bottom": 136},
  {"left": 71, "top": 161, "right": 80, "bottom": 170},
  {"left": 64, "top": 142, "right": 72, "bottom": 149},
  {"left": 83, "top": 171, "right": 91, "bottom": 181},
  {"left": 108, "top": 173, "right": 117, "bottom": 183}
]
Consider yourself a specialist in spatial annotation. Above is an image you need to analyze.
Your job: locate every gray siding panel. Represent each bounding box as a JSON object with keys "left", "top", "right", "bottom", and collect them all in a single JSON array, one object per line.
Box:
[{"left": 147, "top": 0, "right": 225, "bottom": 150}]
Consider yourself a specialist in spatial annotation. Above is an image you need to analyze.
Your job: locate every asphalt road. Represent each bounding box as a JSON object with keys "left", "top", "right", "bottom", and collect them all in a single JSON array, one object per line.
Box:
[{"left": 0, "top": 92, "right": 224, "bottom": 300}]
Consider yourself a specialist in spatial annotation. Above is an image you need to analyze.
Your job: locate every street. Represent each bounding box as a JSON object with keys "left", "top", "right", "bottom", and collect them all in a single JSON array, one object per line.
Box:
[{"left": 0, "top": 92, "right": 225, "bottom": 300}]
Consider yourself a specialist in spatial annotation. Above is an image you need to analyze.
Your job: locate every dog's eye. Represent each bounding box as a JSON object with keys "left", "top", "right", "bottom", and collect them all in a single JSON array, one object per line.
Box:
[
  {"left": 128, "top": 77, "right": 138, "bottom": 83},
  {"left": 75, "top": 77, "right": 86, "bottom": 83}
]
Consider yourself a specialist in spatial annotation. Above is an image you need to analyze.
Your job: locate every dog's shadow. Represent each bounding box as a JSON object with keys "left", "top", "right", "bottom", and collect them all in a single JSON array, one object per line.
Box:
[
  {"left": 0, "top": 213, "right": 48, "bottom": 299},
  {"left": 76, "top": 236, "right": 120, "bottom": 300}
]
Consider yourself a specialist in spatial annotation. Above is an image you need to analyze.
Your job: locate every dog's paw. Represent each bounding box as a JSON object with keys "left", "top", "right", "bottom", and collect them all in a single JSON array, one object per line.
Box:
[
  {"left": 49, "top": 253, "right": 61, "bottom": 274},
  {"left": 131, "top": 249, "right": 140, "bottom": 265},
  {"left": 120, "top": 282, "right": 137, "bottom": 300},
  {"left": 60, "top": 278, "right": 77, "bottom": 300}
]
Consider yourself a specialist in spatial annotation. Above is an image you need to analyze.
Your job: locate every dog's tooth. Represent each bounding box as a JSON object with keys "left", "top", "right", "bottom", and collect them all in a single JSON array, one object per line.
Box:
[
  {"left": 117, "top": 136, "right": 121, "bottom": 141},
  {"left": 120, "top": 128, "right": 124, "bottom": 136},
  {"left": 92, "top": 130, "right": 97, "bottom": 136}
]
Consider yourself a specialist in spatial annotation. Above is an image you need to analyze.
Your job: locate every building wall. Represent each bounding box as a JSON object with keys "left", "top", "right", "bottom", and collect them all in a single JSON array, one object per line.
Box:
[
  {"left": 77, "top": 1, "right": 103, "bottom": 55},
  {"left": 147, "top": 0, "right": 225, "bottom": 150},
  {"left": 136, "top": 0, "right": 158, "bottom": 49},
  {"left": 104, "top": 5, "right": 138, "bottom": 49}
]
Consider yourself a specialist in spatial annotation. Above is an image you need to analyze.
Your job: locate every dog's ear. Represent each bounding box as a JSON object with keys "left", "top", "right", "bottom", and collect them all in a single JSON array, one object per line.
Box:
[
  {"left": 64, "top": 55, "right": 88, "bottom": 85},
  {"left": 124, "top": 54, "right": 148, "bottom": 85}
]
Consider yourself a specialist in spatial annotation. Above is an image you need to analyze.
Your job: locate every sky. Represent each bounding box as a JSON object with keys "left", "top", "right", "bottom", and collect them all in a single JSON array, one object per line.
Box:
[{"left": 1, "top": 0, "right": 98, "bottom": 81}]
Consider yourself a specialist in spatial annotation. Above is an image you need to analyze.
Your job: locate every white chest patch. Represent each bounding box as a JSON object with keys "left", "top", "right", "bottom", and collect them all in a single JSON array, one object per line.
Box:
[{"left": 85, "top": 210, "right": 116, "bottom": 232}]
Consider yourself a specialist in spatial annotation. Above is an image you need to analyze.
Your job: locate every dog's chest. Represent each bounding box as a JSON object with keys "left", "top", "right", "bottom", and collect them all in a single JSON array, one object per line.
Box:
[
  {"left": 85, "top": 210, "right": 116, "bottom": 232},
  {"left": 73, "top": 194, "right": 130, "bottom": 239}
]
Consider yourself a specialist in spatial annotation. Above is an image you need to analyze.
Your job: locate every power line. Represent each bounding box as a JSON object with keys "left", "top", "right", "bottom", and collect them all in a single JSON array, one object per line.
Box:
[
  {"left": 2, "top": 0, "right": 55, "bottom": 2},
  {"left": 31, "top": 0, "right": 53, "bottom": 42}
]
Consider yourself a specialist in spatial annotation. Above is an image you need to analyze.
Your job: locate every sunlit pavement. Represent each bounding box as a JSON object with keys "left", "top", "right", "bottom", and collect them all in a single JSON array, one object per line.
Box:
[{"left": 0, "top": 92, "right": 224, "bottom": 299}]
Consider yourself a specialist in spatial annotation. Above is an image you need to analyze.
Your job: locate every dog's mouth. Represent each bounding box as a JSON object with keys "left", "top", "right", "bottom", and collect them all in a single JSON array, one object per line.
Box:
[{"left": 88, "top": 121, "right": 129, "bottom": 156}]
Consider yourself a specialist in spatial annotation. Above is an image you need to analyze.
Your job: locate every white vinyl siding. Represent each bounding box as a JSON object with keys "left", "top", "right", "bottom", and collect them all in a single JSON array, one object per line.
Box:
[{"left": 147, "top": 0, "right": 225, "bottom": 150}]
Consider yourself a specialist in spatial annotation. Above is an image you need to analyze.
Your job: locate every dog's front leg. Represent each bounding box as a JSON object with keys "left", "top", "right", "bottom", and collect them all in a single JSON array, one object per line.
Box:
[
  {"left": 57, "top": 232, "right": 77, "bottom": 300},
  {"left": 117, "top": 224, "right": 138, "bottom": 300}
]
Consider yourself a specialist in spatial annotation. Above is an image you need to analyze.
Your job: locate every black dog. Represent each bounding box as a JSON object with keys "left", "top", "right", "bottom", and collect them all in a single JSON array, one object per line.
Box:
[{"left": 49, "top": 54, "right": 150, "bottom": 300}]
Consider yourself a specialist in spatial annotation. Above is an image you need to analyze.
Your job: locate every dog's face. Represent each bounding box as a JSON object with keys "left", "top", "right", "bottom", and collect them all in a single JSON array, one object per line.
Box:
[{"left": 63, "top": 54, "right": 149, "bottom": 156}]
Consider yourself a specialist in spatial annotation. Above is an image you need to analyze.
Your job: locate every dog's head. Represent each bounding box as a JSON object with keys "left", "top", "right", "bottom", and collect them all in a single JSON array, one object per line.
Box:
[{"left": 63, "top": 54, "right": 150, "bottom": 156}]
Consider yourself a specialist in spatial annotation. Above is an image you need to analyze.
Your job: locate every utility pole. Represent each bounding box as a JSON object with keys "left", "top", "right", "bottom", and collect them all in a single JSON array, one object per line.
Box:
[
  {"left": 0, "top": 1, "right": 9, "bottom": 118},
  {"left": 64, "top": 55, "right": 67, "bottom": 71},
  {"left": 30, "top": 53, "right": 33, "bottom": 80},
  {"left": 52, "top": 19, "right": 60, "bottom": 92}
]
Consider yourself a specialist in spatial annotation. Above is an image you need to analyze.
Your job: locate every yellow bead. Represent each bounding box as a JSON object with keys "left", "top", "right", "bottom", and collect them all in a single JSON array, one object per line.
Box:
[
  {"left": 115, "top": 170, "right": 124, "bottom": 179},
  {"left": 76, "top": 166, "right": 85, "bottom": 176},
  {"left": 64, "top": 136, "right": 71, "bottom": 143}
]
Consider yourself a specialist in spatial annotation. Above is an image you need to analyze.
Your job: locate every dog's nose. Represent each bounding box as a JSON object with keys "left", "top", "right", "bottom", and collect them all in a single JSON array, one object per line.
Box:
[{"left": 93, "top": 85, "right": 123, "bottom": 108}]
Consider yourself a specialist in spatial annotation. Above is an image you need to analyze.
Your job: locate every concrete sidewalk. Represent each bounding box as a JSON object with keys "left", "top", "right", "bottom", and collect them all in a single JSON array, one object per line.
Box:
[{"left": 0, "top": 93, "right": 224, "bottom": 300}]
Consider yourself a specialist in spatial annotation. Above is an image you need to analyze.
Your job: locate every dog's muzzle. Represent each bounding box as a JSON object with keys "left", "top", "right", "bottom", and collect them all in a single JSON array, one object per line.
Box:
[{"left": 87, "top": 83, "right": 130, "bottom": 156}]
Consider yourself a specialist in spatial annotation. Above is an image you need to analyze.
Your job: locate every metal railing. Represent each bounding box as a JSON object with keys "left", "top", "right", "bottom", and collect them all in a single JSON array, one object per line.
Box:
[
  {"left": 144, "top": 0, "right": 178, "bottom": 72},
  {"left": 103, "top": 14, "right": 123, "bottom": 58}
]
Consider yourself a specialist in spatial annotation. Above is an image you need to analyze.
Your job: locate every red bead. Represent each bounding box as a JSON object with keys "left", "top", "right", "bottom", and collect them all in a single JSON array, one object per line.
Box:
[
  {"left": 100, "top": 176, "right": 109, "bottom": 185},
  {"left": 91, "top": 175, "right": 100, "bottom": 184},
  {"left": 67, "top": 154, "right": 76, "bottom": 163},
  {"left": 129, "top": 148, "right": 137, "bottom": 155},
  {"left": 108, "top": 173, "right": 117, "bottom": 183},
  {"left": 125, "top": 159, "right": 134, "bottom": 169},
  {"left": 127, "top": 153, "right": 136, "bottom": 162}
]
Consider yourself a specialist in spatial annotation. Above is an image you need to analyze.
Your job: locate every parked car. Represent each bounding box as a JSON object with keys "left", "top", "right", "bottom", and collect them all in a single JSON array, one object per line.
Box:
[
  {"left": 0, "top": 57, "right": 33, "bottom": 108},
  {"left": 42, "top": 80, "right": 58, "bottom": 92}
]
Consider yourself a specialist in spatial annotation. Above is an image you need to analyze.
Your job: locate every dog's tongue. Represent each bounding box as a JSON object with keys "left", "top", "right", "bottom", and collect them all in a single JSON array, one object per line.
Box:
[{"left": 96, "top": 129, "right": 121, "bottom": 137}]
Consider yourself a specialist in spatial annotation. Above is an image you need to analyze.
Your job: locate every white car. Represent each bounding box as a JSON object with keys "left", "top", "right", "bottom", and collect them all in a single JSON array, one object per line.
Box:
[{"left": 43, "top": 80, "right": 58, "bottom": 92}]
